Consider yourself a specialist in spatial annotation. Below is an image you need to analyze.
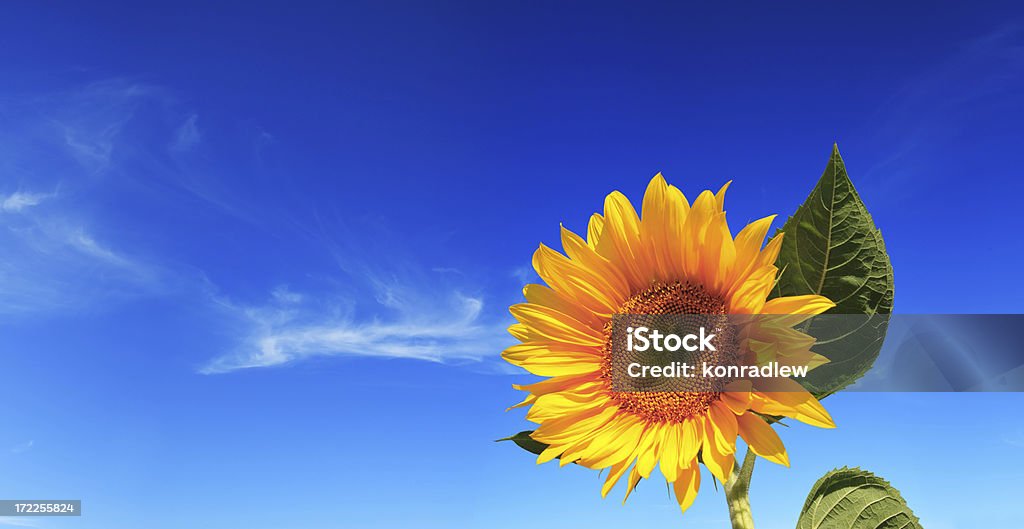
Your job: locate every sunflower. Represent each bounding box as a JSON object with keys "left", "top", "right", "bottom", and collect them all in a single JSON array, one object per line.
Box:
[{"left": 503, "top": 174, "right": 836, "bottom": 514}]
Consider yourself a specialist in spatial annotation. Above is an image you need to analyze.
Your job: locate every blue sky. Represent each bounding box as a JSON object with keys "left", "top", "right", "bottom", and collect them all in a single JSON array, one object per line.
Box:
[{"left": 1, "top": 2, "right": 1023, "bottom": 528}]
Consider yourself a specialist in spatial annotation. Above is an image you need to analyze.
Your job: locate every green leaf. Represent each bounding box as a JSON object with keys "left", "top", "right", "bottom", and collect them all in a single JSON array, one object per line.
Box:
[
  {"left": 772, "top": 144, "right": 894, "bottom": 397},
  {"left": 496, "top": 430, "right": 548, "bottom": 456},
  {"left": 796, "top": 467, "right": 922, "bottom": 529}
]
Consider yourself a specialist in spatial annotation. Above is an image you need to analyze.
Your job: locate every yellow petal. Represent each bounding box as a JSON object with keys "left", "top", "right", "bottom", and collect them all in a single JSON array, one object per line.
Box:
[
  {"left": 714, "top": 180, "right": 732, "bottom": 211},
  {"left": 559, "top": 225, "right": 631, "bottom": 299},
  {"left": 569, "top": 415, "right": 642, "bottom": 467},
  {"left": 730, "top": 215, "right": 775, "bottom": 285},
  {"left": 581, "top": 417, "right": 645, "bottom": 469},
  {"left": 680, "top": 190, "right": 712, "bottom": 280},
  {"left": 501, "top": 341, "right": 599, "bottom": 362},
  {"left": 699, "top": 414, "right": 736, "bottom": 483},
  {"left": 523, "top": 283, "right": 603, "bottom": 331},
  {"left": 761, "top": 295, "right": 836, "bottom": 325},
  {"left": 663, "top": 183, "right": 691, "bottom": 278},
  {"left": 748, "top": 323, "right": 817, "bottom": 352},
  {"left": 601, "top": 459, "right": 633, "bottom": 498},
  {"left": 672, "top": 462, "right": 702, "bottom": 514},
  {"left": 502, "top": 343, "right": 601, "bottom": 377},
  {"left": 721, "top": 380, "right": 753, "bottom": 414},
  {"left": 509, "top": 303, "right": 606, "bottom": 347},
  {"left": 528, "top": 392, "right": 608, "bottom": 424},
  {"left": 512, "top": 374, "right": 599, "bottom": 397},
  {"left": 678, "top": 418, "right": 700, "bottom": 464},
  {"left": 596, "top": 191, "right": 648, "bottom": 290},
  {"left": 587, "top": 213, "right": 605, "bottom": 248},
  {"left": 507, "top": 323, "right": 533, "bottom": 342},
  {"left": 537, "top": 444, "right": 566, "bottom": 464},
  {"left": 532, "top": 244, "right": 621, "bottom": 315},
  {"left": 641, "top": 173, "right": 668, "bottom": 221},
  {"left": 772, "top": 350, "right": 830, "bottom": 370},
  {"left": 635, "top": 423, "right": 664, "bottom": 479},
  {"left": 622, "top": 463, "right": 644, "bottom": 504},
  {"left": 658, "top": 422, "right": 681, "bottom": 482},
  {"left": 752, "top": 379, "right": 836, "bottom": 429},
  {"left": 505, "top": 393, "right": 536, "bottom": 411},
  {"left": 727, "top": 264, "right": 777, "bottom": 314},
  {"left": 641, "top": 174, "right": 672, "bottom": 282},
  {"left": 755, "top": 233, "right": 784, "bottom": 269},
  {"left": 545, "top": 418, "right": 623, "bottom": 465},
  {"left": 737, "top": 412, "right": 789, "bottom": 467},
  {"left": 532, "top": 406, "right": 619, "bottom": 443},
  {"left": 701, "top": 212, "right": 737, "bottom": 295},
  {"left": 708, "top": 401, "right": 739, "bottom": 454}
]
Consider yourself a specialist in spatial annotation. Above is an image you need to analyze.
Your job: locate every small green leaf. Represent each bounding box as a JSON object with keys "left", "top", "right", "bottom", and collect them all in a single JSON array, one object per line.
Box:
[
  {"left": 796, "top": 467, "right": 922, "bottom": 529},
  {"left": 772, "top": 144, "right": 894, "bottom": 397},
  {"left": 496, "top": 430, "right": 548, "bottom": 456}
]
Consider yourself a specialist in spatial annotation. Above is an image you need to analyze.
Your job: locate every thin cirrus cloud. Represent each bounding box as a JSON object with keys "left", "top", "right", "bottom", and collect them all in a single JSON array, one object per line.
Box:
[
  {"left": 200, "top": 282, "right": 512, "bottom": 374},
  {"left": 1, "top": 191, "right": 54, "bottom": 212},
  {"left": 860, "top": 24, "right": 1024, "bottom": 200},
  {"left": 0, "top": 77, "right": 263, "bottom": 320},
  {"left": 0, "top": 79, "right": 177, "bottom": 315},
  {"left": 9, "top": 440, "right": 33, "bottom": 454},
  {"left": 0, "top": 188, "right": 161, "bottom": 315},
  {"left": 170, "top": 113, "right": 201, "bottom": 153},
  {"left": 193, "top": 186, "right": 523, "bottom": 374},
  {"left": 3, "top": 77, "right": 519, "bottom": 371},
  {"left": 52, "top": 80, "right": 163, "bottom": 174}
]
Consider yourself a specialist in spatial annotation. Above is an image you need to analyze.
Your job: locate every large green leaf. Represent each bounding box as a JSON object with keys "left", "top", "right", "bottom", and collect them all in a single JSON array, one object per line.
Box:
[
  {"left": 796, "top": 467, "right": 922, "bottom": 529},
  {"left": 772, "top": 144, "right": 894, "bottom": 397}
]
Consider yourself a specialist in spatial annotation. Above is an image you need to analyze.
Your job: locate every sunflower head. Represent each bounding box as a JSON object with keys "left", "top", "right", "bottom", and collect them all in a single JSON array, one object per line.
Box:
[{"left": 503, "top": 174, "right": 836, "bottom": 514}]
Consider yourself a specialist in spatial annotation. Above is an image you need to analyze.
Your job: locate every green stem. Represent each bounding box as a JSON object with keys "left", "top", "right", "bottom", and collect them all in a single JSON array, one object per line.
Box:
[{"left": 723, "top": 449, "right": 757, "bottom": 529}]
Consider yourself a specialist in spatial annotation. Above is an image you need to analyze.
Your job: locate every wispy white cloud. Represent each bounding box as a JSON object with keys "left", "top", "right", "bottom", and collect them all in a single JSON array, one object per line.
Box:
[
  {"left": 2, "top": 76, "right": 522, "bottom": 372},
  {"left": 860, "top": 24, "right": 1024, "bottom": 197},
  {"left": 4, "top": 77, "right": 254, "bottom": 222},
  {"left": 51, "top": 80, "right": 157, "bottom": 174},
  {"left": 199, "top": 210, "right": 521, "bottom": 373},
  {"left": 1003, "top": 428, "right": 1024, "bottom": 448},
  {"left": 66, "top": 229, "right": 141, "bottom": 271},
  {"left": 0, "top": 193, "right": 163, "bottom": 315},
  {"left": 0, "top": 518, "right": 39, "bottom": 527},
  {"left": 270, "top": 285, "right": 304, "bottom": 305},
  {"left": 62, "top": 124, "right": 117, "bottom": 173},
  {"left": 170, "top": 113, "right": 201, "bottom": 152},
  {"left": 201, "top": 282, "right": 510, "bottom": 374},
  {"left": 0, "top": 79, "right": 198, "bottom": 316},
  {"left": 511, "top": 264, "right": 537, "bottom": 285},
  {"left": 10, "top": 440, "right": 33, "bottom": 454},
  {"left": 191, "top": 203, "right": 525, "bottom": 374},
  {"left": 1, "top": 191, "right": 53, "bottom": 213}
]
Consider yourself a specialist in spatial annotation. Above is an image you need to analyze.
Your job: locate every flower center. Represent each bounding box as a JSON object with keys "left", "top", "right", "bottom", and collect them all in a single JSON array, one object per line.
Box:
[{"left": 601, "top": 281, "right": 739, "bottom": 423}]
